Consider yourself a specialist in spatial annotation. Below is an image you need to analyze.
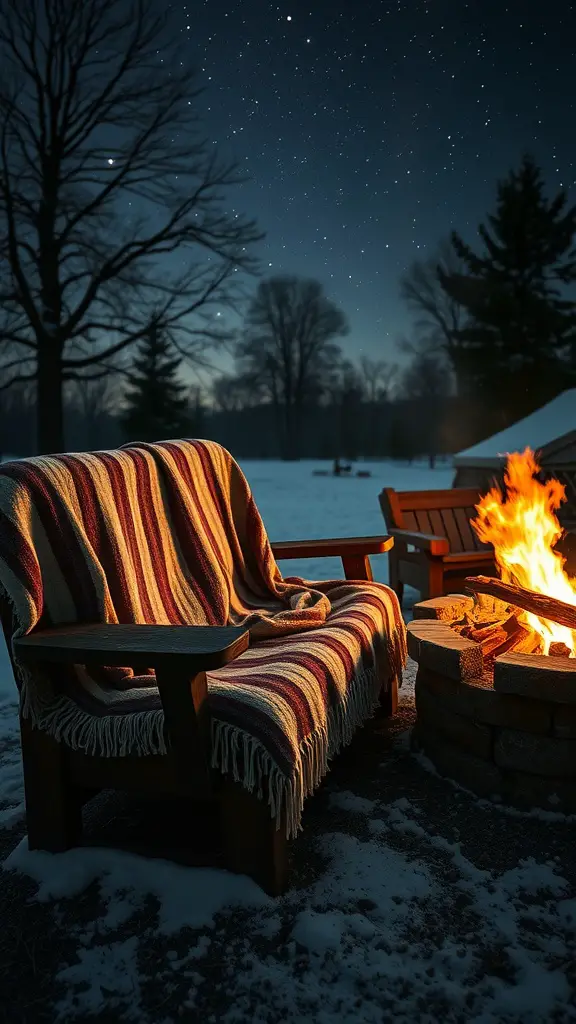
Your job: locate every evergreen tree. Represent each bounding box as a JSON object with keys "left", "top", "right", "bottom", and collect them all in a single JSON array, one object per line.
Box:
[
  {"left": 122, "top": 324, "right": 192, "bottom": 442},
  {"left": 439, "top": 155, "right": 576, "bottom": 423}
]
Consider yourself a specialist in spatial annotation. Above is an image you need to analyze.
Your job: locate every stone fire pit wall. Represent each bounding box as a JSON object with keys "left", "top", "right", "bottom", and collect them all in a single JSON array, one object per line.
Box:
[{"left": 408, "top": 595, "right": 576, "bottom": 813}]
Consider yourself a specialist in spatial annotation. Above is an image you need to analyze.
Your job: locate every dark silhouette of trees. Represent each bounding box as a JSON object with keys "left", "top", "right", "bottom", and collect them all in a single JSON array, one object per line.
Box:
[
  {"left": 121, "top": 321, "right": 192, "bottom": 442},
  {"left": 400, "top": 239, "right": 467, "bottom": 393},
  {"left": 401, "top": 352, "right": 450, "bottom": 402},
  {"left": 439, "top": 155, "right": 576, "bottom": 423},
  {"left": 211, "top": 372, "right": 256, "bottom": 413},
  {"left": 0, "top": 0, "right": 260, "bottom": 454},
  {"left": 324, "top": 360, "right": 365, "bottom": 461},
  {"left": 400, "top": 352, "right": 451, "bottom": 468},
  {"left": 358, "top": 356, "right": 398, "bottom": 403},
  {"left": 236, "top": 275, "right": 348, "bottom": 458},
  {"left": 71, "top": 375, "right": 118, "bottom": 450}
]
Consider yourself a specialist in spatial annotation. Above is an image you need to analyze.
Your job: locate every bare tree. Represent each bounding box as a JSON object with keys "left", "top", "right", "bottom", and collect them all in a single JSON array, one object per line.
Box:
[
  {"left": 211, "top": 372, "right": 256, "bottom": 413},
  {"left": 0, "top": 0, "right": 261, "bottom": 453},
  {"left": 358, "top": 355, "right": 398, "bottom": 403},
  {"left": 401, "top": 352, "right": 451, "bottom": 401},
  {"left": 400, "top": 239, "right": 467, "bottom": 392},
  {"left": 236, "top": 276, "right": 348, "bottom": 459}
]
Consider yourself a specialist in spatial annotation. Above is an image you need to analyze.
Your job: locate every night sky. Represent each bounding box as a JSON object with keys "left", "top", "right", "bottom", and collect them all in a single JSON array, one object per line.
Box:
[{"left": 172, "top": 0, "right": 575, "bottom": 365}]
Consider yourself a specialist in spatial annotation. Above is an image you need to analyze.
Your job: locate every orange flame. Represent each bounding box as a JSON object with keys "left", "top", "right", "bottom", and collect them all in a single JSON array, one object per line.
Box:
[{"left": 471, "top": 449, "right": 576, "bottom": 655}]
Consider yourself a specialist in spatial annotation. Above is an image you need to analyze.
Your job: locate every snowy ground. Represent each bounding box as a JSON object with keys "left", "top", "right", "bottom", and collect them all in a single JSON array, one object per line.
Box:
[{"left": 1, "top": 458, "right": 575, "bottom": 1023}]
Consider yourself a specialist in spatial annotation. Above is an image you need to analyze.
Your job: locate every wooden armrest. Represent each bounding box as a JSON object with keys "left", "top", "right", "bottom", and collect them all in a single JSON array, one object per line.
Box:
[
  {"left": 14, "top": 623, "right": 249, "bottom": 671},
  {"left": 390, "top": 529, "right": 450, "bottom": 556},
  {"left": 14, "top": 624, "right": 249, "bottom": 789},
  {"left": 271, "top": 535, "right": 394, "bottom": 559}
]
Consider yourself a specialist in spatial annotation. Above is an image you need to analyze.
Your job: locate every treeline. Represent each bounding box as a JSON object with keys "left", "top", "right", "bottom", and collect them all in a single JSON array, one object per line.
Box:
[
  {"left": 0, "top": 373, "right": 489, "bottom": 463},
  {"left": 5, "top": 154, "right": 574, "bottom": 464},
  {"left": 400, "top": 155, "right": 576, "bottom": 426}
]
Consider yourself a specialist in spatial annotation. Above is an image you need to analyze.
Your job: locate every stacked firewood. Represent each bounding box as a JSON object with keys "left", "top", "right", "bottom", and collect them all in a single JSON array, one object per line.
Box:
[{"left": 452, "top": 576, "right": 576, "bottom": 664}]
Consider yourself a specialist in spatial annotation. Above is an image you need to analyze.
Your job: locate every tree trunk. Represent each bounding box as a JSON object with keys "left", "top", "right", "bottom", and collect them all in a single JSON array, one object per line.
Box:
[
  {"left": 37, "top": 346, "right": 64, "bottom": 454},
  {"left": 281, "top": 402, "right": 300, "bottom": 460}
]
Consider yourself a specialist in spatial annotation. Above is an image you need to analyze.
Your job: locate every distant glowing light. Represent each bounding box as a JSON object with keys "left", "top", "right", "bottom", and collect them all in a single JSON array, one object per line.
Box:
[
  {"left": 107, "top": 158, "right": 115, "bottom": 165},
  {"left": 287, "top": 15, "right": 292, "bottom": 20}
]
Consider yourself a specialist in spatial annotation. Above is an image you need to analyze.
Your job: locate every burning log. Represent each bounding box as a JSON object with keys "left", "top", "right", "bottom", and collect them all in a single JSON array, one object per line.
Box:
[
  {"left": 549, "top": 641, "right": 572, "bottom": 658},
  {"left": 456, "top": 611, "right": 541, "bottom": 662},
  {"left": 465, "top": 576, "right": 576, "bottom": 633}
]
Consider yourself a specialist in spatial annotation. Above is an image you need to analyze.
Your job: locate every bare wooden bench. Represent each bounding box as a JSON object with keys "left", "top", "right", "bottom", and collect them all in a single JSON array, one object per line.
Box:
[{"left": 379, "top": 486, "right": 495, "bottom": 601}]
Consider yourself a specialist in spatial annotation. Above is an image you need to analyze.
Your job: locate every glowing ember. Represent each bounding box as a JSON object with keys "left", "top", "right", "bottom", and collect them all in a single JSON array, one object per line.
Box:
[{"left": 471, "top": 448, "right": 576, "bottom": 656}]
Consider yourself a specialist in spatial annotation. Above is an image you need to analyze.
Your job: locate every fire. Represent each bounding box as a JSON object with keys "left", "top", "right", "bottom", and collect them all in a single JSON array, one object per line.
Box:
[{"left": 471, "top": 448, "right": 576, "bottom": 655}]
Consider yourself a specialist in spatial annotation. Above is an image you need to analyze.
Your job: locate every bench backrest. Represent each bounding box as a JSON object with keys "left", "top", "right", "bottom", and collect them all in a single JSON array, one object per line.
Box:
[
  {"left": 379, "top": 486, "right": 491, "bottom": 554},
  {"left": 0, "top": 440, "right": 269, "bottom": 642}
]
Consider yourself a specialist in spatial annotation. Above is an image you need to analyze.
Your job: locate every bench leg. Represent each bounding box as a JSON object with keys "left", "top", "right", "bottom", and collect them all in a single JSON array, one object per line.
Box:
[
  {"left": 426, "top": 559, "right": 445, "bottom": 600},
  {"left": 20, "top": 717, "right": 83, "bottom": 852},
  {"left": 219, "top": 780, "right": 288, "bottom": 896},
  {"left": 378, "top": 674, "right": 399, "bottom": 717},
  {"left": 388, "top": 550, "right": 404, "bottom": 605}
]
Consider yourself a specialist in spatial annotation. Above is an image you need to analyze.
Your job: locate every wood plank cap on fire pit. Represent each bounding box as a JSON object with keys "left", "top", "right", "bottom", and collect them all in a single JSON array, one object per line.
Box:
[
  {"left": 407, "top": 619, "right": 483, "bottom": 681},
  {"left": 494, "top": 653, "right": 576, "bottom": 705},
  {"left": 413, "top": 595, "right": 474, "bottom": 621}
]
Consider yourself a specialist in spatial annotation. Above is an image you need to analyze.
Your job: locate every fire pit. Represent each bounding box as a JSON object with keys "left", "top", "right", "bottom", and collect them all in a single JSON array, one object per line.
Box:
[{"left": 408, "top": 449, "right": 576, "bottom": 813}]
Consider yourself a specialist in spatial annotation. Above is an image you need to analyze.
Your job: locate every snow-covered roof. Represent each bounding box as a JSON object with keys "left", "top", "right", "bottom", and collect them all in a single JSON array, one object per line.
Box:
[{"left": 453, "top": 389, "right": 576, "bottom": 467}]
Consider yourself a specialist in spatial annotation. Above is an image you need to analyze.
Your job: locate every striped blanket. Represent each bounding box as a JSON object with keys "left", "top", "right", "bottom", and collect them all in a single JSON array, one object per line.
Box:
[{"left": 0, "top": 440, "right": 406, "bottom": 836}]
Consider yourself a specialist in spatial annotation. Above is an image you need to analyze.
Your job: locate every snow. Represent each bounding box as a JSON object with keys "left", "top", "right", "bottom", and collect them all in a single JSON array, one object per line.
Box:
[
  {"left": 4, "top": 842, "right": 271, "bottom": 932},
  {"left": 2, "top": 776, "right": 574, "bottom": 1023},
  {"left": 1, "top": 457, "right": 575, "bottom": 1021},
  {"left": 454, "top": 389, "right": 576, "bottom": 467},
  {"left": 240, "top": 457, "right": 454, "bottom": 583}
]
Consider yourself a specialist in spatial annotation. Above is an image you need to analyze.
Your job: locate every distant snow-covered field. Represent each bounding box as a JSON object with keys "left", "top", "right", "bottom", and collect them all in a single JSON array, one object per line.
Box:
[{"left": 240, "top": 457, "right": 453, "bottom": 583}]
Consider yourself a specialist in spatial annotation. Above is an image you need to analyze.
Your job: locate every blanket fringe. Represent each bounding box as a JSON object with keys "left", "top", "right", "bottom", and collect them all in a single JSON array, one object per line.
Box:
[
  {"left": 16, "top": 657, "right": 390, "bottom": 840},
  {"left": 212, "top": 662, "right": 384, "bottom": 839},
  {"left": 4, "top": 575, "right": 405, "bottom": 840}
]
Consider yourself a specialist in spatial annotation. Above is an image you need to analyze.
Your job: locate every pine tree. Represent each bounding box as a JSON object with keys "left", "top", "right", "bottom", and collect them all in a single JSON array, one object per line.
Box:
[
  {"left": 122, "top": 323, "right": 192, "bottom": 442},
  {"left": 439, "top": 155, "right": 576, "bottom": 423}
]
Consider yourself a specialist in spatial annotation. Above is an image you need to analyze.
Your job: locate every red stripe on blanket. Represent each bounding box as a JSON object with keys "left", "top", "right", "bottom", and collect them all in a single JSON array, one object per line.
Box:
[
  {"left": 123, "top": 448, "right": 185, "bottom": 625},
  {"left": 96, "top": 453, "right": 156, "bottom": 623},
  {"left": 3, "top": 460, "right": 99, "bottom": 621},
  {"left": 126, "top": 443, "right": 218, "bottom": 624},
  {"left": 58, "top": 455, "right": 133, "bottom": 622}
]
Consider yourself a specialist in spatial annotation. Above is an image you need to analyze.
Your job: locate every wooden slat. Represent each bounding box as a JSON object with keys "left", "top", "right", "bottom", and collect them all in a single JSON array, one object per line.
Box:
[
  {"left": 454, "top": 508, "right": 477, "bottom": 551},
  {"left": 441, "top": 509, "right": 465, "bottom": 553},
  {"left": 465, "top": 507, "right": 492, "bottom": 551},
  {"left": 428, "top": 510, "right": 446, "bottom": 538},
  {"left": 403, "top": 510, "right": 419, "bottom": 531},
  {"left": 415, "top": 510, "right": 433, "bottom": 534}
]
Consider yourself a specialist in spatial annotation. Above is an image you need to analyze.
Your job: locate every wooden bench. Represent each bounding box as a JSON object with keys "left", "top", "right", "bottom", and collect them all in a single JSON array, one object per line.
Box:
[
  {"left": 0, "top": 486, "right": 398, "bottom": 898},
  {"left": 379, "top": 486, "right": 495, "bottom": 602}
]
